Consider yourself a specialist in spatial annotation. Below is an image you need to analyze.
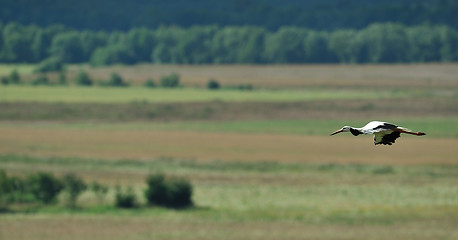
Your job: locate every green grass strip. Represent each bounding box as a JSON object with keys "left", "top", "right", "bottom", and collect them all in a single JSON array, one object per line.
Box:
[{"left": 0, "top": 86, "right": 407, "bottom": 103}]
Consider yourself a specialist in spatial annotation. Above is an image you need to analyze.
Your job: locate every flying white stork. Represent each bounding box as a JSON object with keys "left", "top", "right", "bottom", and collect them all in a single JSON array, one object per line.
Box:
[{"left": 330, "top": 121, "right": 426, "bottom": 145}]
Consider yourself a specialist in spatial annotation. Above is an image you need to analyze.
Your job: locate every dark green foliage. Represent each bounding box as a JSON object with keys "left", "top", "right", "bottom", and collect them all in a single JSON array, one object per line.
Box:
[
  {"left": 144, "top": 174, "right": 168, "bottom": 206},
  {"left": 74, "top": 70, "right": 93, "bottom": 86},
  {"left": 34, "top": 57, "right": 64, "bottom": 73},
  {"left": 90, "top": 44, "right": 136, "bottom": 66},
  {"left": 160, "top": 73, "right": 180, "bottom": 88},
  {"left": 211, "top": 26, "right": 265, "bottom": 63},
  {"left": 207, "top": 79, "right": 220, "bottom": 90},
  {"left": 144, "top": 173, "right": 193, "bottom": 209},
  {"left": 165, "top": 178, "right": 193, "bottom": 208},
  {"left": 1, "top": 76, "right": 9, "bottom": 85},
  {"left": 9, "top": 70, "right": 20, "bottom": 84},
  {"left": 144, "top": 78, "right": 156, "bottom": 88},
  {"left": 115, "top": 186, "right": 137, "bottom": 208},
  {"left": 264, "top": 27, "right": 308, "bottom": 63},
  {"left": 62, "top": 173, "right": 87, "bottom": 208},
  {"left": 27, "top": 172, "right": 63, "bottom": 204},
  {"left": 107, "top": 72, "right": 128, "bottom": 87},
  {"left": 2, "top": 1, "right": 458, "bottom": 31},
  {"left": 0, "top": 170, "right": 12, "bottom": 204},
  {"left": 50, "top": 31, "right": 85, "bottom": 63},
  {"left": 0, "top": 170, "right": 34, "bottom": 204},
  {"left": 1, "top": 22, "right": 36, "bottom": 62},
  {"left": 1, "top": 22, "right": 458, "bottom": 65},
  {"left": 30, "top": 75, "right": 49, "bottom": 86}
]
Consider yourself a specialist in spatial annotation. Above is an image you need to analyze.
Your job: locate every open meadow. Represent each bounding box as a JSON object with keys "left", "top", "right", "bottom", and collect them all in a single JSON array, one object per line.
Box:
[{"left": 1, "top": 64, "right": 457, "bottom": 240}]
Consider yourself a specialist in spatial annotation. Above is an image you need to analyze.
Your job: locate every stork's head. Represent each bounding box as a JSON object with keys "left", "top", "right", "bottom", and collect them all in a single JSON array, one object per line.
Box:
[{"left": 330, "top": 126, "right": 351, "bottom": 136}]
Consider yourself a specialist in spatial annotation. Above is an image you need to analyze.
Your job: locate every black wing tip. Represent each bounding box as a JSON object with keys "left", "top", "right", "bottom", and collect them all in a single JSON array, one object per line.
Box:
[{"left": 375, "top": 131, "right": 401, "bottom": 146}]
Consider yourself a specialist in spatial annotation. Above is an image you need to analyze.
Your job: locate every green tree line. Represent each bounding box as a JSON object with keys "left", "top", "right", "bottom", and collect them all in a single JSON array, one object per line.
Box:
[
  {"left": 0, "top": 22, "right": 457, "bottom": 65},
  {"left": 1, "top": 0, "right": 458, "bottom": 31}
]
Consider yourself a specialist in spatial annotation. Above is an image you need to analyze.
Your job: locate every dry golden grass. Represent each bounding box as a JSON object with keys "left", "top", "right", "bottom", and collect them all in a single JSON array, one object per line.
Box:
[{"left": 1, "top": 125, "right": 456, "bottom": 165}]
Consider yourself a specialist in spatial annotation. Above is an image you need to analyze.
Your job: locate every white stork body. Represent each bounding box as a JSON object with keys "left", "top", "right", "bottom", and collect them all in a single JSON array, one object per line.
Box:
[{"left": 330, "top": 121, "right": 426, "bottom": 145}]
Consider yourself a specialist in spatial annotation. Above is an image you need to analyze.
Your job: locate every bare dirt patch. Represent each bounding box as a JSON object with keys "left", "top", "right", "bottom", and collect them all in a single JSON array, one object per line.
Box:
[
  {"left": 1, "top": 215, "right": 455, "bottom": 240},
  {"left": 1, "top": 126, "right": 456, "bottom": 165}
]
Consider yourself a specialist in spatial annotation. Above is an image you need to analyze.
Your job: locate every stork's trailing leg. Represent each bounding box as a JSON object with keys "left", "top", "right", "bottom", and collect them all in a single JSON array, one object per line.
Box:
[{"left": 395, "top": 128, "right": 426, "bottom": 136}]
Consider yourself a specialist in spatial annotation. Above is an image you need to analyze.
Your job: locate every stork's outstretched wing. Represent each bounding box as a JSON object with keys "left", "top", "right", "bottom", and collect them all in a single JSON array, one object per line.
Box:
[{"left": 374, "top": 131, "right": 401, "bottom": 145}]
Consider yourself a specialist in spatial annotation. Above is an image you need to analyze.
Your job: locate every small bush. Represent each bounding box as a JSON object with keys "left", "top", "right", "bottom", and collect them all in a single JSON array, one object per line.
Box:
[
  {"left": 144, "top": 173, "right": 193, "bottom": 209},
  {"left": 75, "top": 70, "right": 93, "bottom": 86},
  {"left": 207, "top": 79, "right": 220, "bottom": 90},
  {"left": 144, "top": 78, "right": 156, "bottom": 88},
  {"left": 106, "top": 72, "right": 128, "bottom": 87},
  {"left": 27, "top": 172, "right": 63, "bottom": 204},
  {"left": 62, "top": 173, "right": 87, "bottom": 208},
  {"left": 160, "top": 73, "right": 180, "bottom": 88},
  {"left": 115, "top": 186, "right": 137, "bottom": 208},
  {"left": 144, "top": 174, "right": 168, "bottom": 206},
  {"left": 1, "top": 76, "right": 9, "bottom": 85},
  {"left": 9, "top": 70, "right": 21, "bottom": 84}
]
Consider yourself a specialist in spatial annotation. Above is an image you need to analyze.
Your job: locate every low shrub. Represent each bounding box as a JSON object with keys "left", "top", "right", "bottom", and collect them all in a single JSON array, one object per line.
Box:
[
  {"left": 62, "top": 173, "right": 87, "bottom": 208},
  {"left": 115, "top": 186, "right": 137, "bottom": 208},
  {"left": 75, "top": 70, "right": 93, "bottom": 86},
  {"left": 106, "top": 72, "right": 128, "bottom": 87},
  {"left": 144, "top": 78, "right": 156, "bottom": 88},
  {"left": 160, "top": 73, "right": 180, "bottom": 88},
  {"left": 144, "top": 173, "right": 193, "bottom": 209},
  {"left": 27, "top": 172, "right": 63, "bottom": 204},
  {"left": 1, "top": 76, "right": 9, "bottom": 85},
  {"left": 9, "top": 70, "right": 21, "bottom": 84},
  {"left": 207, "top": 79, "right": 220, "bottom": 90}
]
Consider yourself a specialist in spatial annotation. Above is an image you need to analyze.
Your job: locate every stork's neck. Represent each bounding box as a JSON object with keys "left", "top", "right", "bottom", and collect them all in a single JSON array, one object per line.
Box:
[{"left": 349, "top": 127, "right": 364, "bottom": 136}]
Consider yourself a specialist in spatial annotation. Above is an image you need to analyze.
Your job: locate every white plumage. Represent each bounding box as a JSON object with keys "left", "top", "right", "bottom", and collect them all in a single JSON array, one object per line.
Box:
[{"left": 330, "top": 121, "right": 426, "bottom": 145}]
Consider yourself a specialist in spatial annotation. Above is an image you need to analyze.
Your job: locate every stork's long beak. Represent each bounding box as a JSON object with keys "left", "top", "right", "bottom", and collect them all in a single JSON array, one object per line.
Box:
[{"left": 330, "top": 129, "right": 344, "bottom": 136}]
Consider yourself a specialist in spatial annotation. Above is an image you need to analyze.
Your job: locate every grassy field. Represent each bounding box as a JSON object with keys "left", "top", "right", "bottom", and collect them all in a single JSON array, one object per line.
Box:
[
  {"left": 0, "top": 86, "right": 413, "bottom": 103},
  {"left": 1, "top": 154, "right": 457, "bottom": 240},
  {"left": 1, "top": 63, "right": 457, "bottom": 239},
  {"left": 2, "top": 117, "right": 455, "bottom": 137}
]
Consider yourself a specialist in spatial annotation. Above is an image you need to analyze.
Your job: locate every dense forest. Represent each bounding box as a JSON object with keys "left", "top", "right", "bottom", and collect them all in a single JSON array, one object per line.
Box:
[
  {"left": 0, "top": 0, "right": 457, "bottom": 65},
  {"left": 1, "top": 0, "right": 458, "bottom": 31},
  {"left": 0, "top": 22, "right": 457, "bottom": 66}
]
